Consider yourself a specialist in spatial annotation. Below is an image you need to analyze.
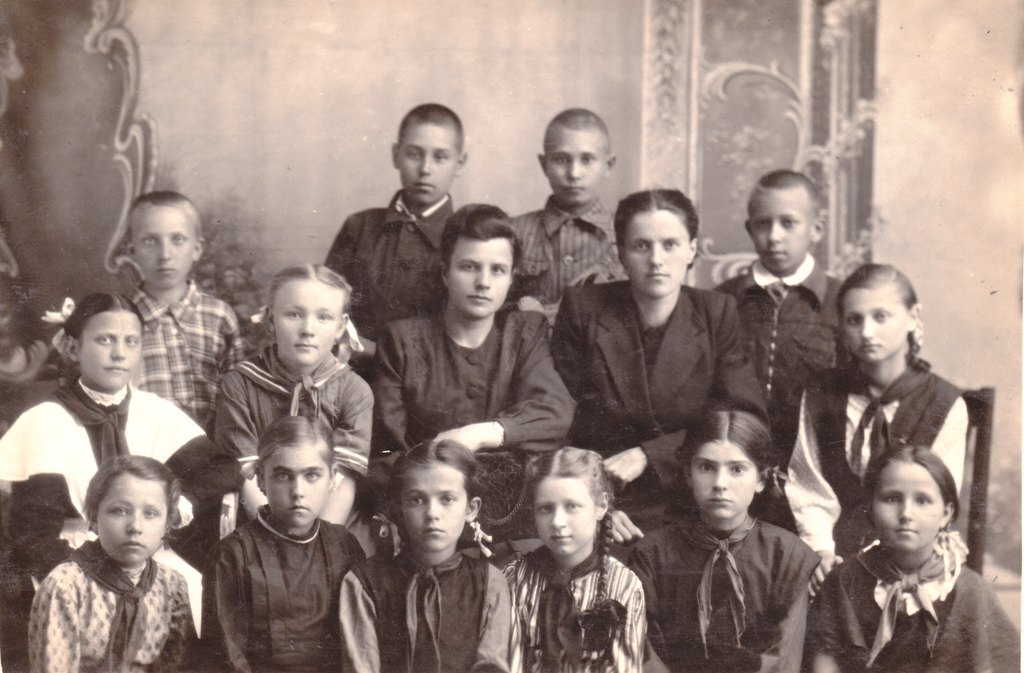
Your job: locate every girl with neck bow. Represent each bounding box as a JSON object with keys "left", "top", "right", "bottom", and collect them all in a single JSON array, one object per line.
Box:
[
  {"left": 811, "top": 445, "right": 1018, "bottom": 673},
  {"left": 630, "top": 410, "right": 819, "bottom": 672}
]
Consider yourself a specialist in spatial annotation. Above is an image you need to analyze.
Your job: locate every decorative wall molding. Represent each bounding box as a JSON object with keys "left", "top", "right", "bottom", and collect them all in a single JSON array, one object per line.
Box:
[
  {"left": 0, "top": 21, "right": 24, "bottom": 276},
  {"left": 641, "top": 0, "right": 697, "bottom": 193},
  {"left": 84, "top": 0, "right": 158, "bottom": 274},
  {"left": 642, "top": 0, "right": 878, "bottom": 284}
]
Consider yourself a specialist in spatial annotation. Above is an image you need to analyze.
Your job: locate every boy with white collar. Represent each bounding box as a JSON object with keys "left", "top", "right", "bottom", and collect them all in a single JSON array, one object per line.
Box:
[{"left": 716, "top": 170, "right": 841, "bottom": 475}]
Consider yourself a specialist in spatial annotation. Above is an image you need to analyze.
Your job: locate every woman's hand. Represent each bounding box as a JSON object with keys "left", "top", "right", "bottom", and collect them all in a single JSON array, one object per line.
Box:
[
  {"left": 607, "top": 509, "right": 644, "bottom": 545},
  {"left": 809, "top": 550, "right": 843, "bottom": 596},
  {"left": 603, "top": 447, "right": 648, "bottom": 484},
  {"left": 434, "top": 422, "right": 505, "bottom": 452}
]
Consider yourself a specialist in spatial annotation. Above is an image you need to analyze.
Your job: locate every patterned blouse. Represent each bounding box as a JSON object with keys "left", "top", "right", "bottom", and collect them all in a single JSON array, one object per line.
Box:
[{"left": 29, "top": 561, "right": 194, "bottom": 673}]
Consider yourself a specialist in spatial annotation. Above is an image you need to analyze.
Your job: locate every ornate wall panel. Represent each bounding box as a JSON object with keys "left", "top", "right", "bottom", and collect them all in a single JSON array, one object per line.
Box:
[{"left": 642, "top": 0, "right": 878, "bottom": 287}]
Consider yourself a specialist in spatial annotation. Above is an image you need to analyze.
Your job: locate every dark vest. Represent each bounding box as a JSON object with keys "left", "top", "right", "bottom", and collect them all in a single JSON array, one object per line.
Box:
[
  {"left": 805, "top": 368, "right": 961, "bottom": 557},
  {"left": 236, "top": 521, "right": 356, "bottom": 671},
  {"left": 352, "top": 552, "right": 490, "bottom": 673}
]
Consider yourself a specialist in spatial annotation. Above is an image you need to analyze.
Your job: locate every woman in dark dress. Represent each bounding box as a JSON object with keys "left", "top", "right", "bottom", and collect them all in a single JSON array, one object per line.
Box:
[
  {"left": 552, "top": 189, "right": 765, "bottom": 541},
  {"left": 372, "top": 204, "right": 575, "bottom": 538}
]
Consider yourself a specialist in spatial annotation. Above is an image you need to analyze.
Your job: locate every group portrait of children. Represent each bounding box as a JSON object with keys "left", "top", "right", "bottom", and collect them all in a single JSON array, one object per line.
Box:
[{"left": 0, "top": 100, "right": 1017, "bottom": 673}]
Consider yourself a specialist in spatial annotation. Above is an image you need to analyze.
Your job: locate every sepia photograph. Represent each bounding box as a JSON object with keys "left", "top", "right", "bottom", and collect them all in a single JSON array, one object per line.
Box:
[{"left": 0, "top": 1, "right": 1020, "bottom": 671}]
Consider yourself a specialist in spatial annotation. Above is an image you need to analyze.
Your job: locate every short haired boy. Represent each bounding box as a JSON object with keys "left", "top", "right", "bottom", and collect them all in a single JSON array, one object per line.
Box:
[
  {"left": 129, "top": 191, "right": 244, "bottom": 431},
  {"left": 510, "top": 108, "right": 623, "bottom": 318},
  {"left": 715, "top": 170, "right": 840, "bottom": 471},
  {"left": 325, "top": 103, "right": 467, "bottom": 356}
]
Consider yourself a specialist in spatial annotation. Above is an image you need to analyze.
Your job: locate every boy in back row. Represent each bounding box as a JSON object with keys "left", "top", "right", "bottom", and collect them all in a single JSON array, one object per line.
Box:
[
  {"left": 129, "top": 191, "right": 244, "bottom": 432},
  {"left": 324, "top": 103, "right": 467, "bottom": 360},
  {"left": 715, "top": 169, "right": 841, "bottom": 472},
  {"left": 511, "top": 108, "right": 624, "bottom": 316}
]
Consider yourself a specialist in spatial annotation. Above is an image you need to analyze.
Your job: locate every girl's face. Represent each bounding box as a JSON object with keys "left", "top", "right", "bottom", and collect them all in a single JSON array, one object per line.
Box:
[
  {"left": 619, "top": 208, "right": 697, "bottom": 302},
  {"left": 70, "top": 310, "right": 142, "bottom": 394},
  {"left": 96, "top": 474, "right": 169, "bottom": 571},
  {"left": 841, "top": 283, "right": 920, "bottom": 370},
  {"left": 534, "top": 476, "right": 608, "bottom": 572},
  {"left": 400, "top": 463, "right": 480, "bottom": 566},
  {"left": 258, "top": 439, "right": 335, "bottom": 538},
  {"left": 443, "top": 236, "right": 514, "bottom": 322},
  {"left": 686, "top": 440, "right": 765, "bottom": 532},
  {"left": 271, "top": 279, "right": 348, "bottom": 375},
  {"left": 872, "top": 461, "right": 953, "bottom": 569}
]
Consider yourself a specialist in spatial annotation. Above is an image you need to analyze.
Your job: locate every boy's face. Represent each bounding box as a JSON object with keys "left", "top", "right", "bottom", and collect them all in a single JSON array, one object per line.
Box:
[
  {"left": 745, "top": 185, "right": 822, "bottom": 277},
  {"left": 258, "top": 440, "right": 335, "bottom": 538},
  {"left": 130, "top": 204, "right": 202, "bottom": 296},
  {"left": 539, "top": 125, "right": 615, "bottom": 215},
  {"left": 95, "top": 474, "right": 169, "bottom": 571},
  {"left": 392, "top": 122, "right": 466, "bottom": 212}
]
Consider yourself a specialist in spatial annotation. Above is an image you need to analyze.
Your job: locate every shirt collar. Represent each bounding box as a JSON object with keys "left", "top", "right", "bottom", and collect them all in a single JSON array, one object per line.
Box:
[
  {"left": 78, "top": 379, "right": 129, "bottom": 406},
  {"left": 132, "top": 280, "right": 198, "bottom": 322},
  {"left": 384, "top": 192, "right": 452, "bottom": 249},
  {"left": 749, "top": 255, "right": 830, "bottom": 305},
  {"left": 541, "top": 197, "right": 613, "bottom": 238},
  {"left": 396, "top": 192, "right": 451, "bottom": 220}
]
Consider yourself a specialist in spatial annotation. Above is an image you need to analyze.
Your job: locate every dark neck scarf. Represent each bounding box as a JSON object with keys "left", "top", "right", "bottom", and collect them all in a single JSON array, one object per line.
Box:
[
  {"left": 239, "top": 345, "right": 344, "bottom": 418},
  {"left": 69, "top": 540, "right": 156, "bottom": 672},
  {"left": 400, "top": 550, "right": 464, "bottom": 673},
  {"left": 51, "top": 382, "right": 131, "bottom": 465},
  {"left": 690, "top": 515, "right": 757, "bottom": 658},
  {"left": 525, "top": 545, "right": 604, "bottom": 670},
  {"left": 859, "top": 543, "right": 948, "bottom": 667},
  {"left": 847, "top": 364, "right": 930, "bottom": 473}
]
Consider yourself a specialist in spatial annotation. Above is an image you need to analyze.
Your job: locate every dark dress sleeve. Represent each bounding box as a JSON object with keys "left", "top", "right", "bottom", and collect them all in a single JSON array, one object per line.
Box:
[
  {"left": 201, "top": 534, "right": 254, "bottom": 673},
  {"left": 496, "top": 313, "right": 574, "bottom": 451},
  {"left": 214, "top": 370, "right": 261, "bottom": 461},
  {"left": 550, "top": 287, "right": 590, "bottom": 402},
  {"left": 627, "top": 541, "right": 671, "bottom": 666},
  {"left": 9, "top": 475, "right": 77, "bottom": 579},
  {"left": 371, "top": 323, "right": 411, "bottom": 457}
]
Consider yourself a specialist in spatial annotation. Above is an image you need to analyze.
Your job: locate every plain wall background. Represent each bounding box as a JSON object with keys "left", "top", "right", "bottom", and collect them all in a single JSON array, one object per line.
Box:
[
  {"left": 129, "top": 0, "right": 644, "bottom": 271},
  {"left": 873, "top": 1, "right": 1022, "bottom": 570}
]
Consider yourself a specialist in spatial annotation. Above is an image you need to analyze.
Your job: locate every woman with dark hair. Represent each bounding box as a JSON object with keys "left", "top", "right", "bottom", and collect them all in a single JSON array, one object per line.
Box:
[
  {"left": 552, "top": 189, "right": 765, "bottom": 541},
  {"left": 372, "top": 204, "right": 575, "bottom": 538}
]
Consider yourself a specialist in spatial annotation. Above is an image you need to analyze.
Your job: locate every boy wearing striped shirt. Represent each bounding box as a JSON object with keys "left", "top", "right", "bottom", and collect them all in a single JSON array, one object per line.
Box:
[{"left": 511, "top": 109, "right": 624, "bottom": 320}]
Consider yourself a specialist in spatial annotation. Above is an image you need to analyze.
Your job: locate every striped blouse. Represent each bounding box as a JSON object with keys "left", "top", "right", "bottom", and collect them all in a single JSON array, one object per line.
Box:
[{"left": 504, "top": 553, "right": 646, "bottom": 673}]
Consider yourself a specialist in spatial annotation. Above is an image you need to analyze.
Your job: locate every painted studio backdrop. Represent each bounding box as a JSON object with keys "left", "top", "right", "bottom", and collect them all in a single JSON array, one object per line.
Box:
[{"left": 0, "top": 1, "right": 1019, "bottom": 575}]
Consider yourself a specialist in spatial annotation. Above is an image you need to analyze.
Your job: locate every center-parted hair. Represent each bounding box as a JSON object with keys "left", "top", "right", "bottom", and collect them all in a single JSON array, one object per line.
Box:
[
  {"left": 746, "top": 169, "right": 822, "bottom": 216},
  {"left": 129, "top": 190, "right": 203, "bottom": 240},
  {"left": 267, "top": 263, "right": 353, "bottom": 315},
  {"left": 62, "top": 293, "right": 144, "bottom": 342},
  {"left": 678, "top": 410, "right": 775, "bottom": 473},
  {"left": 613, "top": 189, "right": 699, "bottom": 250},
  {"left": 256, "top": 415, "right": 334, "bottom": 468},
  {"left": 398, "top": 103, "right": 465, "bottom": 152},
  {"left": 85, "top": 455, "right": 182, "bottom": 531},
  {"left": 543, "top": 108, "right": 611, "bottom": 153},
  {"left": 863, "top": 445, "right": 960, "bottom": 522},
  {"left": 440, "top": 204, "right": 522, "bottom": 272},
  {"left": 391, "top": 439, "right": 481, "bottom": 502}
]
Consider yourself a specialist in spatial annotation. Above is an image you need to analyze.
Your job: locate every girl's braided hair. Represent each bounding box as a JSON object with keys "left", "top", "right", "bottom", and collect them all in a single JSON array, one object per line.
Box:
[{"left": 524, "top": 447, "right": 625, "bottom": 663}]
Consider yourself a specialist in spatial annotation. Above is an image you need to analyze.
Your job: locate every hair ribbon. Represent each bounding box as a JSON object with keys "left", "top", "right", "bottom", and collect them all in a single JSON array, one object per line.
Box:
[{"left": 41, "top": 297, "right": 75, "bottom": 353}]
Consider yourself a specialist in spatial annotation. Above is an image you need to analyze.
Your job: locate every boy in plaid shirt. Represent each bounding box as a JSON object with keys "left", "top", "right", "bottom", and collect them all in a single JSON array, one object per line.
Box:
[{"left": 129, "top": 191, "right": 244, "bottom": 431}]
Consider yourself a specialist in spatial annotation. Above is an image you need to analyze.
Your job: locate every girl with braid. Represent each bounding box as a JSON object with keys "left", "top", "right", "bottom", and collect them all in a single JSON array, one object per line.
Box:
[
  {"left": 785, "top": 264, "right": 967, "bottom": 589},
  {"left": 505, "top": 447, "right": 645, "bottom": 673},
  {"left": 630, "top": 411, "right": 819, "bottom": 672}
]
